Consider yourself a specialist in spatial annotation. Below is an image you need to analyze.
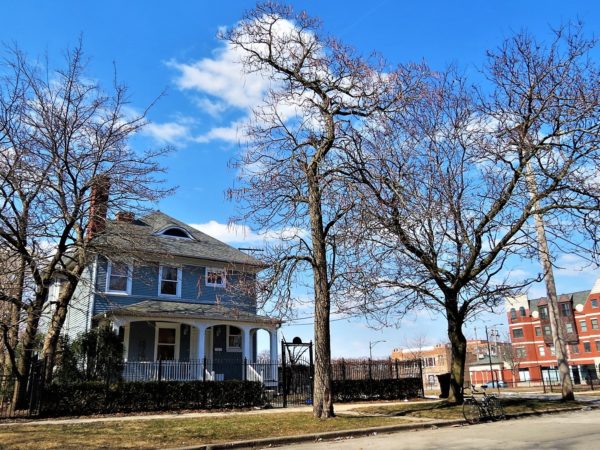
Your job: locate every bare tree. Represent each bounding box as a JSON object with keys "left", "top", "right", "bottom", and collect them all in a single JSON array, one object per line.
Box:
[
  {"left": 344, "top": 26, "right": 600, "bottom": 403},
  {"left": 223, "top": 3, "right": 424, "bottom": 418},
  {"left": 0, "top": 43, "right": 171, "bottom": 402}
]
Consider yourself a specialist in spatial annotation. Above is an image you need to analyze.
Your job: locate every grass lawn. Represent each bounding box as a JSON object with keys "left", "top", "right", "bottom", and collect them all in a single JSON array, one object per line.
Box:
[
  {"left": 351, "top": 398, "right": 588, "bottom": 419},
  {"left": 0, "top": 412, "right": 407, "bottom": 449}
]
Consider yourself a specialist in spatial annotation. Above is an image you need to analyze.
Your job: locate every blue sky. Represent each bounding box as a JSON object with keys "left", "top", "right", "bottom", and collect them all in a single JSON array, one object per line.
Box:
[{"left": 4, "top": 0, "right": 600, "bottom": 357}]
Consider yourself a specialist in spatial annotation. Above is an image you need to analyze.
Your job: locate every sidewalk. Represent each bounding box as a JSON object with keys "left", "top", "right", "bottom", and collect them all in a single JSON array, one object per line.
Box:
[{"left": 0, "top": 399, "right": 437, "bottom": 427}]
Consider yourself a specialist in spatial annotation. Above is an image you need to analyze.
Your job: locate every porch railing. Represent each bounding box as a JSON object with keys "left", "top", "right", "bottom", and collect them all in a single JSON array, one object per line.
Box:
[{"left": 122, "top": 359, "right": 277, "bottom": 384}]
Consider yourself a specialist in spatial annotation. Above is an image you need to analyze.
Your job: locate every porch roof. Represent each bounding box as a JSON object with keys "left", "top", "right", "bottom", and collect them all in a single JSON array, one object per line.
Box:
[{"left": 96, "top": 300, "right": 283, "bottom": 326}]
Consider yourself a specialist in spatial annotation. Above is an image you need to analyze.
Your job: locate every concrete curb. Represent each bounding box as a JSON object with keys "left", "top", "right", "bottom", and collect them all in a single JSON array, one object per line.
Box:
[
  {"left": 167, "top": 419, "right": 465, "bottom": 450},
  {"left": 167, "top": 405, "right": 598, "bottom": 450}
]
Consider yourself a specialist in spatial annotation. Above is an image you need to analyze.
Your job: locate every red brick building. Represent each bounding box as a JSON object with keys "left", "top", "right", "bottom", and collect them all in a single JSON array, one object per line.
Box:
[{"left": 505, "top": 279, "right": 600, "bottom": 385}]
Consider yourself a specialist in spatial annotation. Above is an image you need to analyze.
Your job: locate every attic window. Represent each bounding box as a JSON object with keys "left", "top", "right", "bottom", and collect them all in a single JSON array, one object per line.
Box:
[{"left": 161, "top": 227, "right": 191, "bottom": 239}]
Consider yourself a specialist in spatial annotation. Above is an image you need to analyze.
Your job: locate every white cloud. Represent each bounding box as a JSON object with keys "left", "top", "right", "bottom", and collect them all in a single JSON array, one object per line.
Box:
[
  {"left": 142, "top": 121, "right": 190, "bottom": 144},
  {"left": 192, "top": 121, "right": 243, "bottom": 144},
  {"left": 167, "top": 42, "right": 272, "bottom": 112},
  {"left": 191, "top": 220, "right": 307, "bottom": 245},
  {"left": 191, "top": 220, "right": 262, "bottom": 244}
]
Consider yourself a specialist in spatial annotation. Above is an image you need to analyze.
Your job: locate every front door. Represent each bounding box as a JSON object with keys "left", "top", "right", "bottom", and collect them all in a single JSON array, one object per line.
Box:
[{"left": 156, "top": 325, "right": 178, "bottom": 360}]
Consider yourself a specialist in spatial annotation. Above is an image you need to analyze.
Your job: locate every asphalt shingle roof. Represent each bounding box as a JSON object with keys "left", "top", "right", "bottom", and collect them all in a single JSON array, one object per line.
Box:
[
  {"left": 97, "top": 211, "right": 264, "bottom": 268},
  {"left": 529, "top": 290, "right": 590, "bottom": 312},
  {"left": 98, "top": 300, "right": 281, "bottom": 325}
]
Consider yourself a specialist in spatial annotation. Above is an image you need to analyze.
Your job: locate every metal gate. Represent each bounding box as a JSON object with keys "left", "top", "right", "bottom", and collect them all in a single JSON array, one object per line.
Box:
[{"left": 262, "top": 338, "right": 313, "bottom": 408}]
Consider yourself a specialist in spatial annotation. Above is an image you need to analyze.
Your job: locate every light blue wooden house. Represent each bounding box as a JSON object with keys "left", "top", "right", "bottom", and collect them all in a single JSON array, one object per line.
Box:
[{"left": 63, "top": 210, "right": 280, "bottom": 382}]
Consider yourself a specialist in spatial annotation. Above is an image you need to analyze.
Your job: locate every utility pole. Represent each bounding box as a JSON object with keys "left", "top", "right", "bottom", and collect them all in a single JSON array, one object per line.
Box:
[{"left": 525, "top": 163, "right": 574, "bottom": 401}]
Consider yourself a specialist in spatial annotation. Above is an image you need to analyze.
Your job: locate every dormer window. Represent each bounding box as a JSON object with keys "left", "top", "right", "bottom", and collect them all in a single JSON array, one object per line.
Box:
[{"left": 158, "top": 227, "right": 192, "bottom": 239}]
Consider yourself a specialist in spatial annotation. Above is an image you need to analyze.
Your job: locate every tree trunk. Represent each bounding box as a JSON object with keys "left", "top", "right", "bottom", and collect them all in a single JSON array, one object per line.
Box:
[
  {"left": 307, "top": 170, "right": 334, "bottom": 419},
  {"left": 447, "top": 309, "right": 467, "bottom": 404},
  {"left": 42, "top": 272, "right": 82, "bottom": 383},
  {"left": 12, "top": 293, "right": 45, "bottom": 409},
  {"left": 2, "top": 256, "right": 25, "bottom": 377}
]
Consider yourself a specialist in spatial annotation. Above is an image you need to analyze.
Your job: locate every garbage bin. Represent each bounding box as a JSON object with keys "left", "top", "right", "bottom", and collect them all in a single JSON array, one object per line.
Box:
[{"left": 437, "top": 373, "right": 451, "bottom": 398}]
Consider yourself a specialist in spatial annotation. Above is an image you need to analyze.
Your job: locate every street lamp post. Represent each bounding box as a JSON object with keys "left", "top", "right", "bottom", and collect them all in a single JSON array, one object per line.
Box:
[
  {"left": 369, "top": 340, "right": 386, "bottom": 360},
  {"left": 486, "top": 325, "right": 501, "bottom": 394}
]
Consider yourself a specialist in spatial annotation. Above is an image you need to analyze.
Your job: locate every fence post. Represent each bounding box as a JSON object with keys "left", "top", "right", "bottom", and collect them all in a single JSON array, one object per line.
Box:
[
  {"left": 309, "top": 340, "right": 314, "bottom": 405},
  {"left": 244, "top": 357, "right": 247, "bottom": 381},
  {"left": 395, "top": 360, "right": 399, "bottom": 379},
  {"left": 158, "top": 359, "right": 163, "bottom": 382},
  {"left": 418, "top": 358, "right": 424, "bottom": 397},
  {"left": 281, "top": 340, "right": 287, "bottom": 408},
  {"left": 341, "top": 358, "right": 346, "bottom": 381},
  {"left": 541, "top": 365, "right": 546, "bottom": 393},
  {"left": 203, "top": 357, "right": 207, "bottom": 382},
  {"left": 368, "top": 358, "right": 372, "bottom": 381}
]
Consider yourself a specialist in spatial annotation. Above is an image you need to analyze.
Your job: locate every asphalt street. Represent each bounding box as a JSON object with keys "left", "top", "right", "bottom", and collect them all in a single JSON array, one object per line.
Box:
[{"left": 277, "top": 408, "right": 600, "bottom": 450}]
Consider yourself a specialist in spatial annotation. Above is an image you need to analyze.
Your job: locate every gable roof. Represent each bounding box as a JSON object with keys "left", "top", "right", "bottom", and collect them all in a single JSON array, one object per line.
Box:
[
  {"left": 97, "top": 211, "right": 264, "bottom": 268},
  {"left": 528, "top": 290, "right": 590, "bottom": 312}
]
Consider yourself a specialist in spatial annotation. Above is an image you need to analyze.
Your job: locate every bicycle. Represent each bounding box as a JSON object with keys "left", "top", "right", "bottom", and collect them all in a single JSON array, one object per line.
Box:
[{"left": 462, "top": 385, "right": 505, "bottom": 424}]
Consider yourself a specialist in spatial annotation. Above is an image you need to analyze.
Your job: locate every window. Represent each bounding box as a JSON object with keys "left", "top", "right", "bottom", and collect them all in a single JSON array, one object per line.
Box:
[
  {"left": 159, "top": 265, "right": 181, "bottom": 297},
  {"left": 565, "top": 323, "right": 574, "bottom": 333},
  {"left": 512, "top": 328, "right": 524, "bottom": 339},
  {"left": 155, "top": 324, "right": 178, "bottom": 360},
  {"left": 206, "top": 268, "right": 226, "bottom": 288},
  {"left": 516, "top": 347, "right": 527, "bottom": 358},
  {"left": 583, "top": 342, "right": 592, "bottom": 353},
  {"left": 596, "top": 341, "right": 600, "bottom": 352},
  {"left": 539, "top": 306, "right": 549, "bottom": 320},
  {"left": 591, "top": 319, "right": 599, "bottom": 330},
  {"left": 560, "top": 302, "right": 571, "bottom": 317},
  {"left": 550, "top": 346, "right": 556, "bottom": 356},
  {"left": 591, "top": 299, "right": 598, "bottom": 308},
  {"left": 510, "top": 308, "right": 517, "bottom": 320},
  {"left": 519, "top": 306, "right": 526, "bottom": 317},
  {"left": 571, "top": 344, "right": 579, "bottom": 354},
  {"left": 538, "top": 345, "right": 545, "bottom": 356},
  {"left": 535, "top": 327, "right": 542, "bottom": 337},
  {"left": 580, "top": 320, "right": 588, "bottom": 332},
  {"left": 423, "top": 357, "right": 436, "bottom": 367},
  {"left": 227, "top": 326, "right": 242, "bottom": 351},
  {"left": 544, "top": 325, "right": 552, "bottom": 336},
  {"left": 159, "top": 227, "right": 192, "bottom": 239},
  {"left": 106, "top": 261, "right": 131, "bottom": 294},
  {"left": 519, "top": 368, "right": 531, "bottom": 381}
]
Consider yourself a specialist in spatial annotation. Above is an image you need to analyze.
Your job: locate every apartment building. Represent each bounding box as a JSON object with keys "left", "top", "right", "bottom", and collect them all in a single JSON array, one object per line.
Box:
[{"left": 505, "top": 279, "right": 600, "bottom": 384}]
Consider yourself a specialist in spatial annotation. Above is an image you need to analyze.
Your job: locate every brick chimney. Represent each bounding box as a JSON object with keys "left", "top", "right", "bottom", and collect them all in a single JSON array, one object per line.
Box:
[
  {"left": 115, "top": 211, "right": 135, "bottom": 222},
  {"left": 86, "top": 174, "right": 110, "bottom": 240}
]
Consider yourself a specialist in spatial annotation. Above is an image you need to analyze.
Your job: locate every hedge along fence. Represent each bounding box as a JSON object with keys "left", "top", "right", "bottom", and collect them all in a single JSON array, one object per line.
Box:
[
  {"left": 332, "top": 378, "right": 423, "bottom": 402},
  {"left": 40, "top": 380, "right": 264, "bottom": 417}
]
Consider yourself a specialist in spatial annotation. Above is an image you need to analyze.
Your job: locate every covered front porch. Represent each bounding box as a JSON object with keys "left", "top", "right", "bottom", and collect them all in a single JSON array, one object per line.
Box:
[{"left": 97, "top": 300, "right": 280, "bottom": 384}]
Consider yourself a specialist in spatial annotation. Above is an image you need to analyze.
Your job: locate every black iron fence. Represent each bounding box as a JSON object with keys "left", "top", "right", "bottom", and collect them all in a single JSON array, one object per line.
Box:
[
  {"left": 0, "top": 358, "right": 45, "bottom": 419},
  {"left": 0, "top": 356, "right": 424, "bottom": 418}
]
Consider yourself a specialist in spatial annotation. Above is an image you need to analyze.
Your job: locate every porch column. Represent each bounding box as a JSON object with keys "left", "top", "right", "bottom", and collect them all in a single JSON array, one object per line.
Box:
[
  {"left": 242, "top": 326, "right": 252, "bottom": 362},
  {"left": 195, "top": 323, "right": 208, "bottom": 361},
  {"left": 269, "top": 329, "right": 278, "bottom": 363},
  {"left": 269, "top": 329, "right": 278, "bottom": 384}
]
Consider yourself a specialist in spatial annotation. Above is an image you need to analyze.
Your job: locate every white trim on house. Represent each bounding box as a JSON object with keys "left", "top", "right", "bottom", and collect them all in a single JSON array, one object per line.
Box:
[
  {"left": 205, "top": 267, "right": 226, "bottom": 288},
  {"left": 158, "top": 265, "right": 182, "bottom": 298},
  {"left": 105, "top": 260, "right": 133, "bottom": 295},
  {"left": 154, "top": 322, "right": 180, "bottom": 361}
]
